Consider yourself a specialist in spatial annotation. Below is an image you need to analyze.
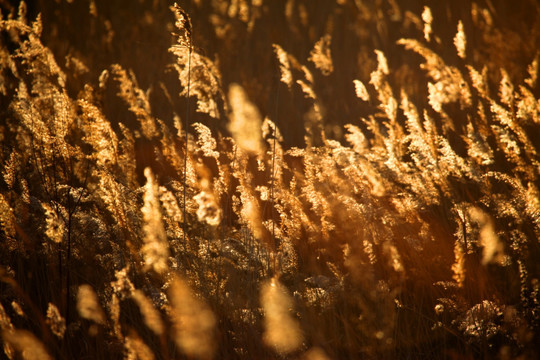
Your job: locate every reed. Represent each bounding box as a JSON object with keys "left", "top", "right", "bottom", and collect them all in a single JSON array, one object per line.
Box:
[{"left": 0, "top": 1, "right": 539, "bottom": 358}]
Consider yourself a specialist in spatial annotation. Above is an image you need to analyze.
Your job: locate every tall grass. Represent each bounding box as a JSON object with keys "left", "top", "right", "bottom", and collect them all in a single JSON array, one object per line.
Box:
[{"left": 0, "top": 0, "right": 539, "bottom": 359}]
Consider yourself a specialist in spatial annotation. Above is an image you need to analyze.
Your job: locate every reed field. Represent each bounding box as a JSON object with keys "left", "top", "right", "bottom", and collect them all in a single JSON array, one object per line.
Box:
[{"left": 1, "top": 0, "right": 539, "bottom": 358}]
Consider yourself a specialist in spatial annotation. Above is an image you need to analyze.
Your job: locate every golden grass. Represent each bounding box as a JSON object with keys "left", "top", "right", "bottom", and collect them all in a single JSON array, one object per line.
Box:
[{"left": 0, "top": 0, "right": 539, "bottom": 359}]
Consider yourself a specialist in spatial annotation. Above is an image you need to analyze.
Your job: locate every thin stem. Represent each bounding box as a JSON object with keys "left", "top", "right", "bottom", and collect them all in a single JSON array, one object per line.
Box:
[
  {"left": 270, "top": 73, "right": 280, "bottom": 272},
  {"left": 65, "top": 190, "right": 72, "bottom": 326},
  {"left": 183, "top": 43, "right": 192, "bottom": 246}
]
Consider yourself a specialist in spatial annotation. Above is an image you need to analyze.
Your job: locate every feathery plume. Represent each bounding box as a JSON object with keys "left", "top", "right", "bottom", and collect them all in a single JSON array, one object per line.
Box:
[
  {"left": 193, "top": 122, "right": 220, "bottom": 159},
  {"left": 261, "top": 277, "right": 304, "bottom": 354},
  {"left": 111, "top": 267, "right": 135, "bottom": 300},
  {"left": 168, "top": 276, "right": 216, "bottom": 359},
  {"left": 1, "top": 329, "right": 52, "bottom": 360},
  {"left": 46, "top": 303, "right": 65, "bottom": 339},
  {"left": 309, "top": 35, "right": 333, "bottom": 75},
  {"left": 125, "top": 330, "right": 156, "bottom": 360},
  {"left": 228, "top": 83, "right": 264, "bottom": 155},
  {"left": 468, "top": 207, "right": 504, "bottom": 265},
  {"left": 109, "top": 294, "right": 121, "bottom": 339},
  {"left": 452, "top": 242, "right": 466, "bottom": 288},
  {"left": 170, "top": 4, "right": 225, "bottom": 119},
  {"left": 303, "top": 347, "right": 331, "bottom": 360},
  {"left": 2, "top": 152, "right": 18, "bottom": 190},
  {"left": 79, "top": 98, "right": 118, "bottom": 168},
  {"left": 141, "top": 168, "right": 169, "bottom": 275},
  {"left": 42, "top": 202, "right": 65, "bottom": 244},
  {"left": 454, "top": 21, "right": 466, "bottom": 59},
  {"left": 0, "top": 194, "right": 16, "bottom": 243},
  {"left": 353, "top": 79, "right": 370, "bottom": 101},
  {"left": 273, "top": 44, "right": 294, "bottom": 88},
  {"left": 467, "top": 65, "right": 489, "bottom": 98},
  {"left": 110, "top": 65, "right": 158, "bottom": 139},
  {"left": 422, "top": 6, "right": 433, "bottom": 42},
  {"left": 525, "top": 56, "right": 538, "bottom": 88},
  {"left": 0, "top": 302, "right": 13, "bottom": 330},
  {"left": 77, "top": 284, "right": 106, "bottom": 324},
  {"left": 194, "top": 189, "right": 222, "bottom": 227},
  {"left": 132, "top": 290, "right": 164, "bottom": 336},
  {"left": 0, "top": 303, "right": 14, "bottom": 359},
  {"left": 498, "top": 69, "right": 514, "bottom": 107}
]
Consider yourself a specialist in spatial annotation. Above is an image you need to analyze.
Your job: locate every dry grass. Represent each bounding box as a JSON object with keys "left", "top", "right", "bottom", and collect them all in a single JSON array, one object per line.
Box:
[{"left": 0, "top": 0, "right": 539, "bottom": 359}]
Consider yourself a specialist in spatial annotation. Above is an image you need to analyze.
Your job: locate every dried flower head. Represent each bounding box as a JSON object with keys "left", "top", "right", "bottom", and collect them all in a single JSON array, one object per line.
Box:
[
  {"left": 168, "top": 276, "right": 216, "bottom": 359},
  {"left": 171, "top": 3, "right": 192, "bottom": 50},
  {"left": 46, "top": 303, "right": 65, "bottom": 339},
  {"left": 228, "top": 83, "right": 264, "bottom": 155},
  {"left": 132, "top": 290, "right": 164, "bottom": 336},
  {"left": 42, "top": 202, "right": 65, "bottom": 244},
  {"left": 77, "top": 284, "right": 106, "bottom": 325},
  {"left": 303, "top": 347, "right": 331, "bottom": 360},
  {"left": 1, "top": 329, "right": 52, "bottom": 360},
  {"left": 468, "top": 207, "right": 504, "bottom": 265},
  {"left": 2, "top": 152, "right": 18, "bottom": 190},
  {"left": 194, "top": 190, "right": 222, "bottom": 226},
  {"left": 454, "top": 21, "right": 466, "bottom": 59},
  {"left": 353, "top": 79, "right": 370, "bottom": 101},
  {"left": 458, "top": 300, "right": 502, "bottom": 340},
  {"left": 422, "top": 6, "right": 433, "bottom": 42},
  {"left": 193, "top": 122, "right": 219, "bottom": 159},
  {"left": 525, "top": 56, "right": 538, "bottom": 88},
  {"left": 0, "top": 194, "right": 16, "bottom": 243},
  {"left": 499, "top": 69, "right": 514, "bottom": 107},
  {"left": 261, "top": 277, "right": 304, "bottom": 354},
  {"left": 309, "top": 35, "right": 333, "bottom": 75},
  {"left": 111, "top": 267, "right": 135, "bottom": 300},
  {"left": 273, "top": 44, "right": 294, "bottom": 88},
  {"left": 170, "top": 5, "right": 225, "bottom": 120},
  {"left": 452, "top": 242, "right": 466, "bottom": 288},
  {"left": 125, "top": 330, "right": 155, "bottom": 360},
  {"left": 141, "top": 168, "right": 169, "bottom": 274}
]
